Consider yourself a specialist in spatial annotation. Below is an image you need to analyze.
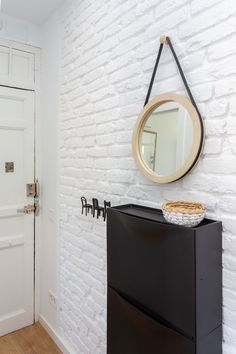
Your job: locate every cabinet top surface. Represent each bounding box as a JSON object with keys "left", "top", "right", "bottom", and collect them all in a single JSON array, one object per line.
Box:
[{"left": 111, "top": 204, "right": 221, "bottom": 229}]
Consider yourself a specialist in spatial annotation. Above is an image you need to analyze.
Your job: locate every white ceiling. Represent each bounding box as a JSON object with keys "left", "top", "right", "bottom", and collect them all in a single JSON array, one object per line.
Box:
[{"left": 2, "top": 0, "right": 66, "bottom": 25}]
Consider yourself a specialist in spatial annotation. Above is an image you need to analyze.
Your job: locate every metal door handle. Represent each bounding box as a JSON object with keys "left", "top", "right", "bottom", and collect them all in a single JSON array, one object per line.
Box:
[
  {"left": 17, "top": 204, "right": 35, "bottom": 214},
  {"left": 17, "top": 199, "right": 40, "bottom": 215}
]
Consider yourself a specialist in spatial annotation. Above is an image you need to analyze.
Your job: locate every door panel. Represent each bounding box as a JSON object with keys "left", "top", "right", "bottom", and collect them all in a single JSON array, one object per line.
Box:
[
  {"left": 0, "top": 95, "right": 24, "bottom": 121},
  {"left": 0, "top": 46, "right": 10, "bottom": 83},
  {"left": 11, "top": 49, "right": 35, "bottom": 89},
  {"left": 0, "top": 86, "right": 35, "bottom": 336}
]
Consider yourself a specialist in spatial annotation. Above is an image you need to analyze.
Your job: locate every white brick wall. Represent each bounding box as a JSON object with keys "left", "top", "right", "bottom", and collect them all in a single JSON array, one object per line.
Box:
[{"left": 58, "top": 1, "right": 236, "bottom": 353}]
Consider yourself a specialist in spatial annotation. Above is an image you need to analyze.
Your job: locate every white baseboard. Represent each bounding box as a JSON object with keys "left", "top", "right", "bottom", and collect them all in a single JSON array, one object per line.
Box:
[{"left": 39, "top": 314, "right": 75, "bottom": 354}]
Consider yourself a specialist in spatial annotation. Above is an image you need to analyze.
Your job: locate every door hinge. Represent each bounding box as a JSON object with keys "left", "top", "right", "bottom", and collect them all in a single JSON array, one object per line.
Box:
[
  {"left": 26, "top": 181, "right": 40, "bottom": 198},
  {"left": 35, "top": 199, "right": 40, "bottom": 216}
]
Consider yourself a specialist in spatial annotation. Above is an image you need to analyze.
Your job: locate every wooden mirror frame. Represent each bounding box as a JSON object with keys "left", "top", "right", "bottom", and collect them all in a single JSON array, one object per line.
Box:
[{"left": 132, "top": 93, "right": 204, "bottom": 183}]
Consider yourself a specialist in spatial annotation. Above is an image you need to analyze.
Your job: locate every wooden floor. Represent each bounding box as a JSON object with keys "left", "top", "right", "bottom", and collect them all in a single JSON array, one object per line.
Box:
[{"left": 0, "top": 323, "right": 62, "bottom": 354}]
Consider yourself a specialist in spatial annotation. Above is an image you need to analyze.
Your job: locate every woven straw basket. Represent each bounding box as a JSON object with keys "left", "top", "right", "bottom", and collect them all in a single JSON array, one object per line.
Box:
[{"left": 162, "top": 201, "right": 206, "bottom": 227}]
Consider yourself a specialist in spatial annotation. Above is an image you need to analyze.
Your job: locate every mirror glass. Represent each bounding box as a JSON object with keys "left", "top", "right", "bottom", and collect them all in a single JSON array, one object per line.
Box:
[{"left": 140, "top": 101, "right": 194, "bottom": 176}]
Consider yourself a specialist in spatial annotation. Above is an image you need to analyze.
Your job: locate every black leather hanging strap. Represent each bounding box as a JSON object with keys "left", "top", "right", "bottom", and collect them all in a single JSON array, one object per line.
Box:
[
  {"left": 144, "top": 42, "right": 164, "bottom": 107},
  {"left": 144, "top": 36, "right": 200, "bottom": 117}
]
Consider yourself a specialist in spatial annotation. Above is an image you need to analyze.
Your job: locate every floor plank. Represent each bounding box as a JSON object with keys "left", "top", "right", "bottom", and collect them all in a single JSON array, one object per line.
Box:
[{"left": 0, "top": 323, "right": 62, "bottom": 354}]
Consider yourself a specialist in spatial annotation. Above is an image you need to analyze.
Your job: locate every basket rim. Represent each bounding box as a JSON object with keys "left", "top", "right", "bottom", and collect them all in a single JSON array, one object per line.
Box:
[{"left": 162, "top": 200, "right": 206, "bottom": 215}]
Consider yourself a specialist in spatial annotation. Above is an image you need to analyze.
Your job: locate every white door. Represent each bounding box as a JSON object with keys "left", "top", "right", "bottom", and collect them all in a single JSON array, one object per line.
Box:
[{"left": 0, "top": 86, "right": 35, "bottom": 336}]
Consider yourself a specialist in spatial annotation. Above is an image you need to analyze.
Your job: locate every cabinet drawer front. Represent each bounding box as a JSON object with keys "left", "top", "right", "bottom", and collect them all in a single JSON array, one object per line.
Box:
[
  {"left": 107, "top": 209, "right": 195, "bottom": 338},
  {"left": 107, "top": 287, "right": 194, "bottom": 354}
]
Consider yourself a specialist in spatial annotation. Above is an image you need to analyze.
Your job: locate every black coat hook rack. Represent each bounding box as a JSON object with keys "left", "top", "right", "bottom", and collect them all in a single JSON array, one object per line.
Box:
[{"left": 81, "top": 196, "right": 111, "bottom": 222}]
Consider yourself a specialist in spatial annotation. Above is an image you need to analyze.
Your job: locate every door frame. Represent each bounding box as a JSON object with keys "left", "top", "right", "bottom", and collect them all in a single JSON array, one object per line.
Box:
[{"left": 0, "top": 38, "right": 41, "bottom": 322}]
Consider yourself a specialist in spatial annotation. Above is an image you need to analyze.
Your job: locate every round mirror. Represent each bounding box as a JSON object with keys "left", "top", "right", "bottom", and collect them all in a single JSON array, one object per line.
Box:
[{"left": 132, "top": 93, "right": 204, "bottom": 183}]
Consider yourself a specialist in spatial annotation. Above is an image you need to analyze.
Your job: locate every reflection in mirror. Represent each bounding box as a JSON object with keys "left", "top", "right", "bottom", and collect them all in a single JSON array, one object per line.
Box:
[
  {"left": 140, "top": 102, "right": 194, "bottom": 176},
  {"left": 141, "top": 131, "right": 157, "bottom": 171}
]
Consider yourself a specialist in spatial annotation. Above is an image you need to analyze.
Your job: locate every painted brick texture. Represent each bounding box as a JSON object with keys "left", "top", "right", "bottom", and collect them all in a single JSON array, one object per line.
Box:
[{"left": 59, "top": 0, "right": 236, "bottom": 353}]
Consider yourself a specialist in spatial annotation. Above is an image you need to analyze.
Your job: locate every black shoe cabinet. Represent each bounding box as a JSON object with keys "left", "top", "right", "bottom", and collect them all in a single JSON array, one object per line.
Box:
[{"left": 107, "top": 204, "right": 222, "bottom": 354}]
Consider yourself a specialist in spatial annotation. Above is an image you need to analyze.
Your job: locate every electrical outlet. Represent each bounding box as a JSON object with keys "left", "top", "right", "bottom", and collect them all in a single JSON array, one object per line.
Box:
[{"left": 49, "top": 290, "right": 57, "bottom": 310}]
